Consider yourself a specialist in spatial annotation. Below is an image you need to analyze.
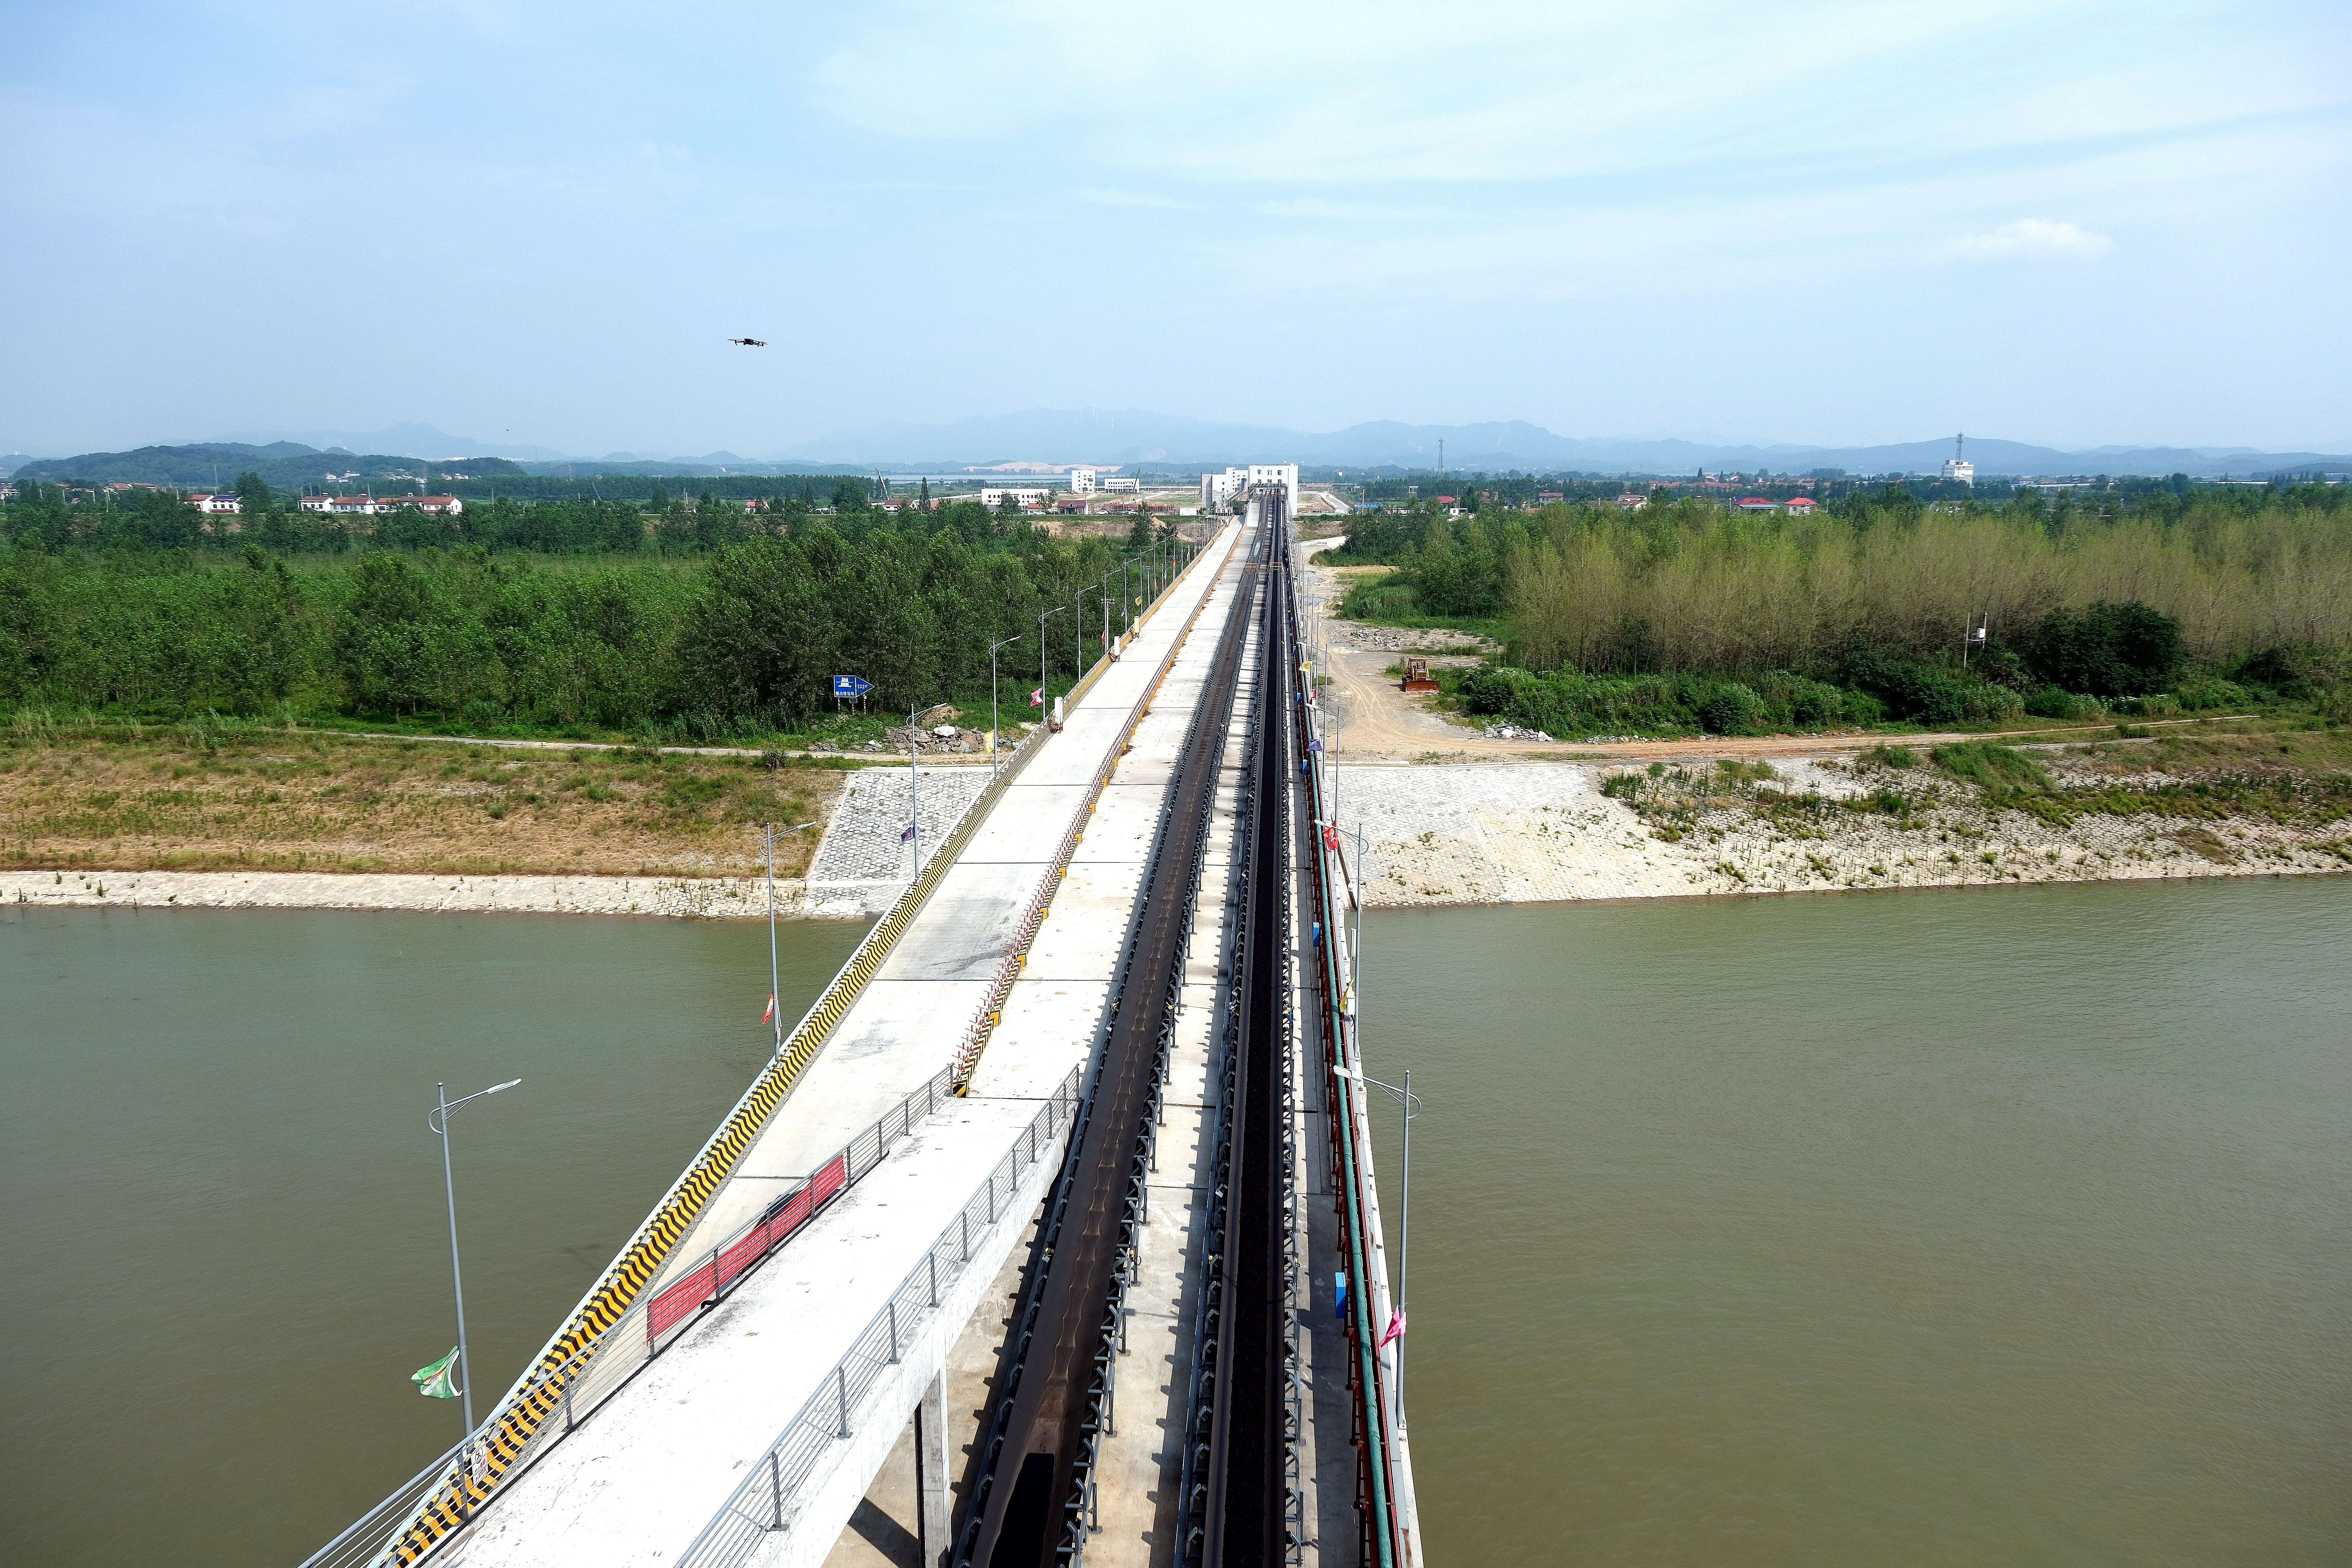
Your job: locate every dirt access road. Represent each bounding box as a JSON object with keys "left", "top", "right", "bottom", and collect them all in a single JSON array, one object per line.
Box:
[{"left": 1294, "top": 540, "right": 2244, "bottom": 766}]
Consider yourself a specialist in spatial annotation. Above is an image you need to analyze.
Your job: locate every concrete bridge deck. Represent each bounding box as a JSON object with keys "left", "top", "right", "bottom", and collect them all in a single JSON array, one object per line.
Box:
[{"left": 449, "top": 525, "right": 1252, "bottom": 1567}]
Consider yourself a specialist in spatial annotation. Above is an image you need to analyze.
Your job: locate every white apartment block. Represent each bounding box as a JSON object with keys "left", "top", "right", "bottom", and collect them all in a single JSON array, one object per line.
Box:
[
  {"left": 1067, "top": 467, "right": 1099, "bottom": 494},
  {"left": 1247, "top": 464, "right": 1300, "bottom": 508},
  {"left": 980, "top": 487, "right": 1050, "bottom": 509},
  {"left": 1101, "top": 477, "right": 1140, "bottom": 493}
]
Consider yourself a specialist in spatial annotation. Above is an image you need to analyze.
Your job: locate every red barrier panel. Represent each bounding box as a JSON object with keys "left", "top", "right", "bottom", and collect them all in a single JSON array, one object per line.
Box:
[
  {"left": 647, "top": 1259, "right": 716, "bottom": 1344},
  {"left": 808, "top": 1152, "right": 848, "bottom": 1208},
  {"left": 716, "top": 1227, "right": 767, "bottom": 1294}
]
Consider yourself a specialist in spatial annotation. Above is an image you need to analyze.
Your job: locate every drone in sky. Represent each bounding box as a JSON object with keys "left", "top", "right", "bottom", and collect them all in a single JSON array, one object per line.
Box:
[{"left": 725, "top": 337, "right": 768, "bottom": 347}]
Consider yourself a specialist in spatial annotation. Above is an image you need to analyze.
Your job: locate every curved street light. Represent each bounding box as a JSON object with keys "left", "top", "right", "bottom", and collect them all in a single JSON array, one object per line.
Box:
[
  {"left": 988, "top": 635, "right": 1021, "bottom": 774},
  {"left": 427, "top": 1076, "right": 522, "bottom": 1440}
]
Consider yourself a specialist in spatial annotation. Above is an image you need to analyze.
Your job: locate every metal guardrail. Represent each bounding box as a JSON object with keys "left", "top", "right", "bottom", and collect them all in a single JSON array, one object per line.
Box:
[
  {"left": 303, "top": 535, "right": 1227, "bottom": 1568},
  {"left": 675, "top": 1064, "right": 1085, "bottom": 1568},
  {"left": 298, "top": 1069, "right": 964, "bottom": 1568},
  {"left": 951, "top": 525, "right": 1243, "bottom": 1089},
  {"left": 1289, "top": 547, "right": 1420, "bottom": 1568}
]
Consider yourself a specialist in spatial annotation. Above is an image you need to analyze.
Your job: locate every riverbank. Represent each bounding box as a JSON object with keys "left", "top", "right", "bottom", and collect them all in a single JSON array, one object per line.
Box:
[
  {"left": 0, "top": 867, "right": 813, "bottom": 917},
  {"left": 1, "top": 724, "right": 849, "bottom": 879},
  {"left": 1338, "top": 733, "right": 2350, "bottom": 905}
]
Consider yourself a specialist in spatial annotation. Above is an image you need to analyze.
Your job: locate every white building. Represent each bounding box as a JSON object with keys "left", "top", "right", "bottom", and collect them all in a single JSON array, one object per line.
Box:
[
  {"left": 1101, "top": 477, "right": 1139, "bottom": 493},
  {"left": 302, "top": 494, "right": 380, "bottom": 515},
  {"left": 1941, "top": 434, "right": 1975, "bottom": 485},
  {"left": 1199, "top": 468, "right": 1248, "bottom": 511},
  {"left": 980, "top": 487, "right": 1049, "bottom": 509},
  {"left": 1067, "top": 467, "right": 1099, "bottom": 494},
  {"left": 190, "top": 493, "right": 242, "bottom": 514},
  {"left": 1247, "top": 463, "right": 1300, "bottom": 510},
  {"left": 1201, "top": 464, "right": 1298, "bottom": 511}
]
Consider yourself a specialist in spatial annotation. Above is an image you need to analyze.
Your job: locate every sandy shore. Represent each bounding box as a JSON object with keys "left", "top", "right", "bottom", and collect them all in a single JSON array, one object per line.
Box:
[
  {"left": 0, "top": 868, "right": 829, "bottom": 919},
  {"left": 1337, "top": 757, "right": 2349, "bottom": 905}
]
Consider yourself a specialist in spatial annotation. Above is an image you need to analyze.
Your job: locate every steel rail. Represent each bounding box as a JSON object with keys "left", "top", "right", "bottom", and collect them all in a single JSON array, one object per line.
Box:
[{"left": 954, "top": 528, "right": 1263, "bottom": 1568}]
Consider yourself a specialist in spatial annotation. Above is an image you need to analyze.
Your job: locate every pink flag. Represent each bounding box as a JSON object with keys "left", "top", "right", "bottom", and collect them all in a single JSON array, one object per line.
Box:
[
  {"left": 1029, "top": 687, "right": 1044, "bottom": 707},
  {"left": 761, "top": 993, "right": 776, "bottom": 1024},
  {"left": 1377, "top": 1308, "right": 1407, "bottom": 1349}
]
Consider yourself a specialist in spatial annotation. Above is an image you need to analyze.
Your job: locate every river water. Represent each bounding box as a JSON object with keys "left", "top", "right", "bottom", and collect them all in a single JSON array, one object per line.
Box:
[
  {"left": 4, "top": 878, "right": 2347, "bottom": 1565},
  {"left": 0, "top": 906, "right": 871, "bottom": 1567},
  {"left": 1361, "top": 876, "right": 2352, "bottom": 1565}
]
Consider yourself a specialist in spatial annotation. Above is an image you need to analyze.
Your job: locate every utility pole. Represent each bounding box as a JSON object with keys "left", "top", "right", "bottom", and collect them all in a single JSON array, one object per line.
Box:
[{"left": 988, "top": 635, "right": 1021, "bottom": 772}]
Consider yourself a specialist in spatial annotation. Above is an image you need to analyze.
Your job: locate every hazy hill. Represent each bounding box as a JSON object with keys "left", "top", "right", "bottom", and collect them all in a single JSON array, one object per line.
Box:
[
  {"left": 778, "top": 410, "right": 2351, "bottom": 477},
  {"left": 14, "top": 443, "right": 530, "bottom": 490},
  {"left": 207, "top": 423, "right": 574, "bottom": 463}
]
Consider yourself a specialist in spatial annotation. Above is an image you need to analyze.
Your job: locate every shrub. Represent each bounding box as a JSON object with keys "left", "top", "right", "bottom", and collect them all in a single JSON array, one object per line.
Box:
[
  {"left": 1842, "top": 650, "right": 1966, "bottom": 725},
  {"left": 2026, "top": 686, "right": 2103, "bottom": 720},
  {"left": 1960, "top": 684, "right": 2025, "bottom": 723},
  {"left": 1460, "top": 665, "right": 1536, "bottom": 716},
  {"left": 2112, "top": 693, "right": 2181, "bottom": 718},
  {"left": 2175, "top": 678, "right": 2247, "bottom": 712},
  {"left": 1698, "top": 682, "right": 1766, "bottom": 735},
  {"left": 1790, "top": 681, "right": 1844, "bottom": 728},
  {"left": 2025, "top": 601, "right": 2185, "bottom": 697}
]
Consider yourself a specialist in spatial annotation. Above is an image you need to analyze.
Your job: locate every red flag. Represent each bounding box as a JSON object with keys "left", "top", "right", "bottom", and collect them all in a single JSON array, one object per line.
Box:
[
  {"left": 761, "top": 993, "right": 776, "bottom": 1024},
  {"left": 1322, "top": 825, "right": 1340, "bottom": 851},
  {"left": 1029, "top": 687, "right": 1044, "bottom": 707},
  {"left": 1378, "top": 1308, "right": 1407, "bottom": 1349}
]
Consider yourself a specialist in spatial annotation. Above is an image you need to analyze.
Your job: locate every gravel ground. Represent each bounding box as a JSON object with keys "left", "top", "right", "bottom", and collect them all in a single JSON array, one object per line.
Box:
[{"left": 1333, "top": 756, "right": 2351, "bottom": 906}]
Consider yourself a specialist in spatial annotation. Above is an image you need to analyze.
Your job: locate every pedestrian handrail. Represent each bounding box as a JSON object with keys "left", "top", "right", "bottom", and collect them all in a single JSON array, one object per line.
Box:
[
  {"left": 675, "top": 1064, "right": 1085, "bottom": 1568},
  {"left": 297, "top": 1066, "right": 965, "bottom": 1568},
  {"left": 951, "top": 524, "right": 1241, "bottom": 1089},
  {"left": 1288, "top": 555, "right": 1421, "bottom": 1568},
  {"left": 305, "top": 541, "right": 1216, "bottom": 1568}
]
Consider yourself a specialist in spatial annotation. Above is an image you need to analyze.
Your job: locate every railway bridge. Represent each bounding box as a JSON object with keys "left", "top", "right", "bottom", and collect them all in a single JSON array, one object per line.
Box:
[{"left": 306, "top": 494, "right": 1421, "bottom": 1568}]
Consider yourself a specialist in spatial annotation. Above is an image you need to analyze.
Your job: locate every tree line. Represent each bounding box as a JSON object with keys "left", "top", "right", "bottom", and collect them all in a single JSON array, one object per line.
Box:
[
  {"left": 0, "top": 502, "right": 1179, "bottom": 735},
  {"left": 1329, "top": 482, "right": 2352, "bottom": 737}
]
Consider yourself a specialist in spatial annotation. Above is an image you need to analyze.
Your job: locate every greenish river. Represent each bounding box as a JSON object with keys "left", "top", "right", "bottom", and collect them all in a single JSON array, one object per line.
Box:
[
  {"left": 4, "top": 876, "right": 2347, "bottom": 1564},
  {"left": 1363, "top": 877, "right": 2352, "bottom": 1565},
  {"left": 0, "top": 907, "right": 872, "bottom": 1566}
]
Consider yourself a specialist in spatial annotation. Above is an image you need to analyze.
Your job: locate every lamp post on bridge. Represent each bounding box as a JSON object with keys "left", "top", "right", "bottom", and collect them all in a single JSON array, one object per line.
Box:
[
  {"left": 428, "top": 1076, "right": 522, "bottom": 1441},
  {"left": 988, "top": 635, "right": 1021, "bottom": 775},
  {"left": 1342, "top": 1063, "right": 1420, "bottom": 1426},
  {"left": 1039, "top": 604, "right": 1067, "bottom": 721}
]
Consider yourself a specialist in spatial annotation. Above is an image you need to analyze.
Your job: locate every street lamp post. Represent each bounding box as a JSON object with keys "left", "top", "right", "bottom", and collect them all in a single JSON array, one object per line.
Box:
[
  {"left": 762, "top": 821, "right": 818, "bottom": 1053},
  {"left": 428, "top": 1076, "right": 522, "bottom": 1441},
  {"left": 1345, "top": 1064, "right": 1420, "bottom": 1424},
  {"left": 988, "top": 635, "right": 1021, "bottom": 773},
  {"left": 1039, "top": 604, "right": 1066, "bottom": 718}
]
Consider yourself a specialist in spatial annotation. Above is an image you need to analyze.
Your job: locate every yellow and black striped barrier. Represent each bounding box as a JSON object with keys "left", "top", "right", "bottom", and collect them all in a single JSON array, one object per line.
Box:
[{"left": 381, "top": 530, "right": 1237, "bottom": 1566}]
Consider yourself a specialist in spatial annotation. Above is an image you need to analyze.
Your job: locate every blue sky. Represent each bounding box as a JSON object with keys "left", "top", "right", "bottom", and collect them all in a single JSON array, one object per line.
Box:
[{"left": 4, "top": 0, "right": 2347, "bottom": 456}]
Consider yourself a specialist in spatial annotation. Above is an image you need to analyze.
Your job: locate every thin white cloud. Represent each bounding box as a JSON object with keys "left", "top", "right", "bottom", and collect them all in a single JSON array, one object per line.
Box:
[{"left": 1948, "top": 218, "right": 2113, "bottom": 258}]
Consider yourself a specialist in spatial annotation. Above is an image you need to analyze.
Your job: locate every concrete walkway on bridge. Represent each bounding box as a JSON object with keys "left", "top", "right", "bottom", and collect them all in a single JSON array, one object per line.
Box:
[{"left": 452, "top": 522, "right": 1252, "bottom": 1568}]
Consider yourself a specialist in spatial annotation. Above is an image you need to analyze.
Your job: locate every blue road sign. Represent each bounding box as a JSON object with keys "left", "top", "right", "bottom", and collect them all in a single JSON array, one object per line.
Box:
[{"left": 832, "top": 675, "right": 873, "bottom": 698}]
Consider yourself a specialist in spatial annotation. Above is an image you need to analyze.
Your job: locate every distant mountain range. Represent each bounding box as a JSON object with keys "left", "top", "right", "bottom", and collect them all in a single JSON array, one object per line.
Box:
[
  {"left": 9, "top": 443, "right": 532, "bottom": 490},
  {"left": 204, "top": 424, "right": 575, "bottom": 463},
  {"left": 13, "top": 414, "right": 2349, "bottom": 485},
  {"left": 775, "top": 411, "right": 2352, "bottom": 477}
]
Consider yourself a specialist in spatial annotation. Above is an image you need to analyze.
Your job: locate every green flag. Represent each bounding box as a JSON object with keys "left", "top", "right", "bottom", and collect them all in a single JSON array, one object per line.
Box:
[{"left": 413, "top": 1346, "right": 462, "bottom": 1400}]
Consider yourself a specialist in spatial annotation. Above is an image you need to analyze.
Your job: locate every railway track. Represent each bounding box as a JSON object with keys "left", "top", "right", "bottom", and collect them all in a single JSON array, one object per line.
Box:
[{"left": 956, "top": 524, "right": 1270, "bottom": 1568}]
